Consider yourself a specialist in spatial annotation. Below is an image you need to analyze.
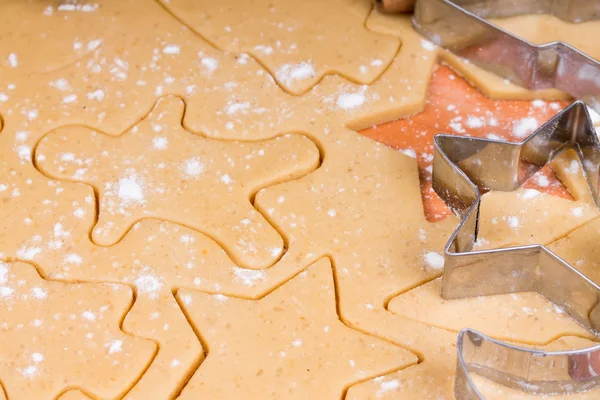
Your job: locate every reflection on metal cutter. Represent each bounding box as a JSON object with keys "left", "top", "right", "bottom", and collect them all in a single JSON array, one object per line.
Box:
[
  {"left": 413, "top": 0, "right": 600, "bottom": 112},
  {"left": 433, "top": 100, "right": 600, "bottom": 399}
]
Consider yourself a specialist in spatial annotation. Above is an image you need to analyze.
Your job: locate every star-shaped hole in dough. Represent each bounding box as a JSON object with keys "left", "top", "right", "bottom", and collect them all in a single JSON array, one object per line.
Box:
[
  {"left": 35, "top": 96, "right": 320, "bottom": 269},
  {"left": 175, "top": 259, "right": 414, "bottom": 399},
  {"left": 0, "top": 260, "right": 155, "bottom": 399},
  {"left": 158, "top": 0, "right": 399, "bottom": 95}
]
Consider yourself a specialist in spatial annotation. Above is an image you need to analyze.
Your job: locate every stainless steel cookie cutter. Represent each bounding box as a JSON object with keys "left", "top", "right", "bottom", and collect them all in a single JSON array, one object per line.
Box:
[
  {"left": 412, "top": 0, "right": 600, "bottom": 113},
  {"left": 432, "top": 101, "right": 600, "bottom": 398}
]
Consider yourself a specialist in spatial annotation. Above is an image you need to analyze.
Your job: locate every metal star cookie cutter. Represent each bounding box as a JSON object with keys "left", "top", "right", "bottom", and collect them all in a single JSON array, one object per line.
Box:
[
  {"left": 412, "top": 0, "right": 600, "bottom": 113},
  {"left": 432, "top": 100, "right": 600, "bottom": 399}
]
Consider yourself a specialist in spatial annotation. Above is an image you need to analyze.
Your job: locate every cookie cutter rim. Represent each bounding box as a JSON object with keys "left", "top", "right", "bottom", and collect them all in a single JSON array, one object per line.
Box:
[
  {"left": 432, "top": 100, "right": 600, "bottom": 399},
  {"left": 412, "top": 0, "right": 600, "bottom": 113}
]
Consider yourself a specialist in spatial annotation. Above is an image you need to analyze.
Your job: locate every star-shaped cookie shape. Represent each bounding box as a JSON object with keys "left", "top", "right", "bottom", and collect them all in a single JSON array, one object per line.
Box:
[
  {"left": 0, "top": 261, "right": 155, "bottom": 399},
  {"left": 35, "top": 96, "right": 320, "bottom": 269},
  {"left": 176, "top": 259, "right": 413, "bottom": 399}
]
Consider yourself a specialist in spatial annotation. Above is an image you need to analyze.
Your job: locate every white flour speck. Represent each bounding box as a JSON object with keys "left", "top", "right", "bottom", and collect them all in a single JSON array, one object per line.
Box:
[
  {"left": 88, "top": 39, "right": 102, "bottom": 50},
  {"left": 22, "top": 365, "right": 37, "bottom": 378},
  {"left": 566, "top": 160, "right": 580, "bottom": 174},
  {"left": 420, "top": 39, "right": 436, "bottom": 51},
  {"left": 337, "top": 92, "right": 365, "bottom": 110},
  {"left": 200, "top": 56, "right": 219, "bottom": 72},
  {"left": 0, "top": 262, "right": 8, "bottom": 284},
  {"left": 87, "top": 89, "right": 105, "bottom": 101},
  {"left": 519, "top": 189, "right": 540, "bottom": 200},
  {"left": 0, "top": 286, "right": 14, "bottom": 298},
  {"left": 276, "top": 61, "right": 315, "bottom": 85},
  {"left": 8, "top": 53, "right": 18, "bottom": 68},
  {"left": 253, "top": 45, "right": 273, "bottom": 55},
  {"left": 532, "top": 100, "right": 546, "bottom": 108},
  {"left": 377, "top": 379, "right": 400, "bottom": 396},
  {"left": 225, "top": 102, "right": 250, "bottom": 115},
  {"left": 572, "top": 207, "right": 584, "bottom": 217},
  {"left": 135, "top": 274, "right": 162, "bottom": 296},
  {"left": 424, "top": 251, "right": 444, "bottom": 269},
  {"left": 466, "top": 116, "right": 484, "bottom": 128},
  {"left": 118, "top": 177, "right": 144, "bottom": 202},
  {"left": 507, "top": 216, "right": 520, "bottom": 229},
  {"left": 183, "top": 157, "right": 204, "bottom": 177},
  {"left": 152, "top": 136, "right": 168, "bottom": 150},
  {"left": 180, "top": 293, "right": 193, "bottom": 305},
  {"left": 65, "top": 253, "right": 83, "bottom": 264},
  {"left": 62, "top": 94, "right": 78, "bottom": 104},
  {"left": 82, "top": 311, "right": 96, "bottom": 321},
  {"left": 107, "top": 340, "right": 123, "bottom": 354},
  {"left": 400, "top": 149, "right": 416, "bottom": 158},
  {"left": 512, "top": 117, "right": 538, "bottom": 138},
  {"left": 17, "top": 245, "right": 41, "bottom": 260},
  {"left": 31, "top": 287, "right": 47, "bottom": 300},
  {"left": 51, "top": 78, "right": 70, "bottom": 91},
  {"left": 233, "top": 267, "right": 265, "bottom": 286},
  {"left": 221, "top": 174, "right": 232, "bottom": 184},
  {"left": 536, "top": 175, "right": 550, "bottom": 187},
  {"left": 163, "top": 45, "right": 180, "bottom": 55}
]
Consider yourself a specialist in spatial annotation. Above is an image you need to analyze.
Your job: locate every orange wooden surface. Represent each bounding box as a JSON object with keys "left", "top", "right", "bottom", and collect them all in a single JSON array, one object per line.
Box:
[{"left": 360, "top": 65, "right": 572, "bottom": 221}]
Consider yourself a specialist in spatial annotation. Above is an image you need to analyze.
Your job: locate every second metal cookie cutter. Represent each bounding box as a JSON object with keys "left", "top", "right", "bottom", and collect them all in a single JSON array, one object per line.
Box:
[
  {"left": 433, "top": 101, "right": 600, "bottom": 398},
  {"left": 413, "top": 0, "right": 600, "bottom": 113}
]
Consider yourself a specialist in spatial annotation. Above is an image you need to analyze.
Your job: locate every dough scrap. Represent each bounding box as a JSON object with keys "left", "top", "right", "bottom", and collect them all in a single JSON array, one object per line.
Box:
[
  {"left": 549, "top": 217, "right": 600, "bottom": 286},
  {"left": 158, "top": 0, "right": 400, "bottom": 95},
  {"left": 36, "top": 96, "right": 320, "bottom": 268},
  {"left": 176, "top": 259, "right": 415, "bottom": 399},
  {"left": 388, "top": 277, "right": 589, "bottom": 342},
  {"left": 490, "top": 14, "right": 600, "bottom": 61},
  {"left": 0, "top": 261, "right": 155, "bottom": 399},
  {"left": 477, "top": 188, "right": 599, "bottom": 250}
]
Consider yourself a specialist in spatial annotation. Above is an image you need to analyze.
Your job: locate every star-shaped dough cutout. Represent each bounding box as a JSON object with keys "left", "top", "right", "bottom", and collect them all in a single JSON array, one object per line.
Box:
[
  {"left": 0, "top": 261, "right": 155, "bottom": 399},
  {"left": 35, "top": 96, "right": 320, "bottom": 269},
  {"left": 158, "top": 0, "right": 399, "bottom": 95},
  {"left": 176, "top": 259, "right": 414, "bottom": 399}
]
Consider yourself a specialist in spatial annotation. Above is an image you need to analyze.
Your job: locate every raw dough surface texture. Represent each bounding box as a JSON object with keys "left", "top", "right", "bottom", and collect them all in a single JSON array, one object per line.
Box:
[{"left": 2, "top": 1, "right": 600, "bottom": 399}]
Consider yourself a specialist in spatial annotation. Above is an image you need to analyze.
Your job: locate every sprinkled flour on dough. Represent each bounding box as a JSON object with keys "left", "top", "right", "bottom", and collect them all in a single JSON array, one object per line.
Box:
[
  {"left": 163, "top": 44, "right": 180, "bottom": 55},
  {"left": 337, "top": 92, "right": 365, "bottom": 110},
  {"left": 118, "top": 177, "right": 144, "bottom": 202},
  {"left": 512, "top": 117, "right": 538, "bottom": 138},
  {"left": 423, "top": 251, "right": 444, "bottom": 269},
  {"left": 276, "top": 61, "right": 315, "bottom": 85},
  {"left": 507, "top": 216, "right": 520, "bottom": 229},
  {"left": 135, "top": 274, "right": 163, "bottom": 297},
  {"left": 233, "top": 267, "right": 265, "bottom": 286},
  {"left": 182, "top": 157, "right": 204, "bottom": 177}
]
